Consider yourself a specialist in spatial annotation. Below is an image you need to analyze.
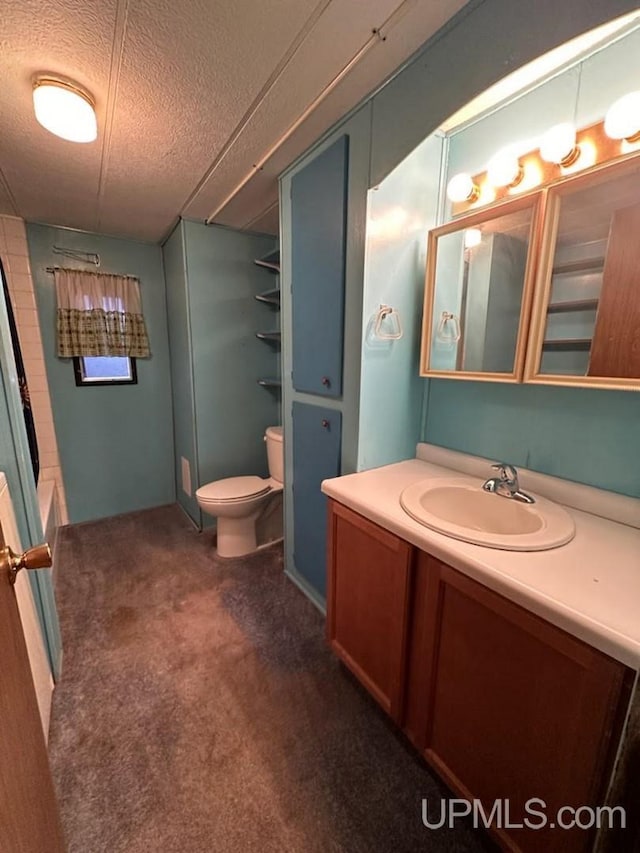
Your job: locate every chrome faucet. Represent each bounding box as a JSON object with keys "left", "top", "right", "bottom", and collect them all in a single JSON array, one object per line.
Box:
[{"left": 482, "top": 463, "right": 535, "bottom": 504}]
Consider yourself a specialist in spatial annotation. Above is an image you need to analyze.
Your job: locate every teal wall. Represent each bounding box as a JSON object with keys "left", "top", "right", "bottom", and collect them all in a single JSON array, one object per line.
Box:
[
  {"left": 424, "top": 381, "right": 640, "bottom": 497},
  {"left": 420, "top": 21, "right": 640, "bottom": 500},
  {"left": 357, "top": 132, "right": 444, "bottom": 470},
  {"left": 27, "top": 224, "right": 175, "bottom": 523},
  {"left": 163, "top": 222, "right": 200, "bottom": 522},
  {"left": 163, "top": 220, "right": 279, "bottom": 527}
]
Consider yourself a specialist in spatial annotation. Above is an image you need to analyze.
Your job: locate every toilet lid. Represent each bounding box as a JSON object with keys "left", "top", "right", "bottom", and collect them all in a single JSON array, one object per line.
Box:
[{"left": 197, "top": 476, "right": 270, "bottom": 502}]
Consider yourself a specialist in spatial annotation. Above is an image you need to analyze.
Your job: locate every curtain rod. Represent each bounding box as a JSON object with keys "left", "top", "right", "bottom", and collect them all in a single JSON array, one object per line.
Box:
[
  {"left": 45, "top": 266, "right": 139, "bottom": 280},
  {"left": 52, "top": 246, "right": 100, "bottom": 266}
]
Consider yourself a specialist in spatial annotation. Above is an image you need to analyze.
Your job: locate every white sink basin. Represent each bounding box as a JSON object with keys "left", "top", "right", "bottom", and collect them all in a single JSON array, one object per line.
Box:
[{"left": 400, "top": 477, "right": 575, "bottom": 551}]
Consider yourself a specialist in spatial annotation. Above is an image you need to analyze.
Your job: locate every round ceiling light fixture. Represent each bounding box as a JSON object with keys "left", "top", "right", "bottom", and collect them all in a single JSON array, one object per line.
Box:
[
  {"left": 32, "top": 77, "right": 97, "bottom": 143},
  {"left": 540, "top": 123, "right": 581, "bottom": 167}
]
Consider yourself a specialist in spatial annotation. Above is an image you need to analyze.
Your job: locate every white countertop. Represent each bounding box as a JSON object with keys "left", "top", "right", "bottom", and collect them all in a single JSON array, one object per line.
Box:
[{"left": 322, "top": 451, "right": 640, "bottom": 669}]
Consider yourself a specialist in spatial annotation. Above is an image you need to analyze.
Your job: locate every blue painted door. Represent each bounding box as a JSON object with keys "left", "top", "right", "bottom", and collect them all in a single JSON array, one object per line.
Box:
[
  {"left": 292, "top": 402, "right": 342, "bottom": 598},
  {"left": 0, "top": 282, "right": 62, "bottom": 678},
  {"left": 291, "top": 135, "right": 348, "bottom": 397}
]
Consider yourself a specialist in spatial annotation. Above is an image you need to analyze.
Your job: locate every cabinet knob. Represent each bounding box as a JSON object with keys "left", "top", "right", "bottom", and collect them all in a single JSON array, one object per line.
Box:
[
  {"left": 321, "top": 376, "right": 331, "bottom": 387},
  {"left": 321, "top": 419, "right": 330, "bottom": 429}
]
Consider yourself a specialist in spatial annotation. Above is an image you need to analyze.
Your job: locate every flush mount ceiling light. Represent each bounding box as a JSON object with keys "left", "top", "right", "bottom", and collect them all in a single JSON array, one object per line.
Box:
[
  {"left": 540, "top": 122, "right": 581, "bottom": 166},
  {"left": 487, "top": 149, "right": 523, "bottom": 189},
  {"left": 32, "top": 77, "right": 97, "bottom": 143},
  {"left": 446, "top": 173, "right": 479, "bottom": 203}
]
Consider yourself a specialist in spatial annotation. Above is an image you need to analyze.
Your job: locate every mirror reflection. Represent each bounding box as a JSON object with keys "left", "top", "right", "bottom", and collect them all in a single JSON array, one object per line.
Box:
[
  {"left": 428, "top": 203, "right": 535, "bottom": 375},
  {"left": 539, "top": 162, "right": 640, "bottom": 379}
]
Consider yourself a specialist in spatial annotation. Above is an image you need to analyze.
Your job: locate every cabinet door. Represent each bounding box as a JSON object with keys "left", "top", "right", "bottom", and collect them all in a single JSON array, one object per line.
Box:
[
  {"left": 525, "top": 155, "right": 640, "bottom": 389},
  {"left": 291, "top": 135, "right": 348, "bottom": 397},
  {"left": 406, "top": 552, "right": 629, "bottom": 853},
  {"left": 327, "top": 501, "right": 412, "bottom": 722},
  {"left": 292, "top": 402, "right": 341, "bottom": 597}
]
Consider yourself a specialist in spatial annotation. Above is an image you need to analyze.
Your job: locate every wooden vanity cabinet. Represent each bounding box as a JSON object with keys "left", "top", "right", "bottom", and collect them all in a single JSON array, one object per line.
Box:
[
  {"left": 405, "top": 551, "right": 629, "bottom": 852},
  {"left": 326, "top": 501, "right": 632, "bottom": 852},
  {"left": 326, "top": 500, "right": 412, "bottom": 722}
]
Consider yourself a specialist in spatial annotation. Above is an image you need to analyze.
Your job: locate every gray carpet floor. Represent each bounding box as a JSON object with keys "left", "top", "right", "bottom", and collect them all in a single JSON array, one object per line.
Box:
[{"left": 49, "top": 504, "right": 490, "bottom": 853}]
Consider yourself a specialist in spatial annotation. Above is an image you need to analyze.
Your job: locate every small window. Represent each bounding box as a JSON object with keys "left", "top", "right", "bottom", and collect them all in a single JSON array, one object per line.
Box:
[{"left": 73, "top": 356, "right": 137, "bottom": 386}]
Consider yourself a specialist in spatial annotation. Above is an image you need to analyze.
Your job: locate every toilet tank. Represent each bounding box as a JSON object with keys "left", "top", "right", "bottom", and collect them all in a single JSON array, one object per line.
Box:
[{"left": 265, "top": 426, "right": 284, "bottom": 483}]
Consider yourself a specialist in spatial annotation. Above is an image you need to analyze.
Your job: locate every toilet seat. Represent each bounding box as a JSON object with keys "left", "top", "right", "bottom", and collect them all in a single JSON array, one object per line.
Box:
[{"left": 196, "top": 476, "right": 270, "bottom": 504}]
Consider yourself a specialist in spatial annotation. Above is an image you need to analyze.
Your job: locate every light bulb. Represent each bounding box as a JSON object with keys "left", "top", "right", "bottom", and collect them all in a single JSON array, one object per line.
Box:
[
  {"left": 540, "top": 123, "right": 580, "bottom": 166},
  {"left": 604, "top": 91, "right": 640, "bottom": 141},
  {"left": 486, "top": 150, "right": 523, "bottom": 188},
  {"left": 33, "top": 78, "right": 97, "bottom": 143},
  {"left": 464, "top": 228, "right": 482, "bottom": 249},
  {"left": 446, "top": 173, "right": 479, "bottom": 203}
]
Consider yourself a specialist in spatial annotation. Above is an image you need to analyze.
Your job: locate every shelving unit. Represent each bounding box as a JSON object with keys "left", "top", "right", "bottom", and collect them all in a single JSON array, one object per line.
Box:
[
  {"left": 254, "top": 248, "right": 280, "bottom": 274},
  {"left": 542, "top": 338, "right": 592, "bottom": 351},
  {"left": 254, "top": 288, "right": 280, "bottom": 306},
  {"left": 541, "top": 243, "right": 604, "bottom": 374},
  {"left": 255, "top": 247, "right": 281, "bottom": 391},
  {"left": 547, "top": 298, "right": 599, "bottom": 314}
]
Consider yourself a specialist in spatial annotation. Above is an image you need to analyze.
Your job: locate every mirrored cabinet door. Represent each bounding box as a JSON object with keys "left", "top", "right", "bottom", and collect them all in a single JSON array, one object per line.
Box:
[
  {"left": 420, "top": 195, "right": 541, "bottom": 381},
  {"left": 526, "top": 157, "right": 640, "bottom": 389}
]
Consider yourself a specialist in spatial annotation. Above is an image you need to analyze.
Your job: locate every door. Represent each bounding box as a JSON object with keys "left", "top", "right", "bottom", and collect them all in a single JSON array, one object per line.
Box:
[
  {"left": 0, "top": 524, "right": 65, "bottom": 852},
  {"left": 292, "top": 401, "right": 341, "bottom": 597},
  {"left": 291, "top": 135, "right": 348, "bottom": 397},
  {"left": 326, "top": 501, "right": 412, "bottom": 721},
  {"left": 1, "top": 473, "right": 54, "bottom": 735}
]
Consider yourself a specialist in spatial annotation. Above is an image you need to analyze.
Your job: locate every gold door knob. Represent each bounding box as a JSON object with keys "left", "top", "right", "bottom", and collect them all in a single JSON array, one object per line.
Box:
[{"left": 3, "top": 543, "right": 52, "bottom": 585}]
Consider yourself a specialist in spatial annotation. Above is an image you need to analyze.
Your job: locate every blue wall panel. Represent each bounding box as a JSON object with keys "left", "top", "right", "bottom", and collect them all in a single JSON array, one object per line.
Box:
[
  {"left": 293, "top": 402, "right": 342, "bottom": 598},
  {"left": 27, "top": 224, "right": 175, "bottom": 523},
  {"left": 291, "top": 135, "right": 348, "bottom": 398}
]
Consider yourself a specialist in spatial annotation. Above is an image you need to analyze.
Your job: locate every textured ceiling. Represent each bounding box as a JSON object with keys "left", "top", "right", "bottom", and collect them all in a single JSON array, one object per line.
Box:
[{"left": 0, "top": 0, "right": 468, "bottom": 241}]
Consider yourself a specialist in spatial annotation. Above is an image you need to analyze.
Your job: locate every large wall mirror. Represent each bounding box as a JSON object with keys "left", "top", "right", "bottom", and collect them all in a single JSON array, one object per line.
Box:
[
  {"left": 526, "top": 156, "right": 640, "bottom": 390},
  {"left": 420, "top": 195, "right": 541, "bottom": 381}
]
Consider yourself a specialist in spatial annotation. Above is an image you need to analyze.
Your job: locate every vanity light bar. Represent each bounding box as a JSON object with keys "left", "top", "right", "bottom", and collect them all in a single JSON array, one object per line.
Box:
[{"left": 450, "top": 116, "right": 640, "bottom": 216}]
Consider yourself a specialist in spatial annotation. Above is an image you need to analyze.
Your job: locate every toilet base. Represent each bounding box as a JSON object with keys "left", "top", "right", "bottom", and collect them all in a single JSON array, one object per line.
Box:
[{"left": 216, "top": 515, "right": 259, "bottom": 558}]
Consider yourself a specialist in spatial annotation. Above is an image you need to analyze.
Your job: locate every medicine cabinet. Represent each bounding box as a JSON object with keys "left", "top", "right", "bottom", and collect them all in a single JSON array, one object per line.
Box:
[
  {"left": 525, "top": 156, "right": 640, "bottom": 390},
  {"left": 421, "top": 153, "right": 640, "bottom": 391},
  {"left": 420, "top": 195, "right": 541, "bottom": 382}
]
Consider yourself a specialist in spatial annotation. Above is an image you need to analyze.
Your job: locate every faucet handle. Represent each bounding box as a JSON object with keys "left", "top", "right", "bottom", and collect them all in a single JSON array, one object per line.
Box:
[{"left": 491, "top": 462, "right": 518, "bottom": 483}]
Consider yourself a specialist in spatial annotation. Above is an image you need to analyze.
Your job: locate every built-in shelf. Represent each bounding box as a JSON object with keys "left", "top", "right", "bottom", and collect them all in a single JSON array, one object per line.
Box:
[
  {"left": 542, "top": 338, "right": 592, "bottom": 351},
  {"left": 254, "top": 248, "right": 280, "bottom": 274},
  {"left": 255, "top": 248, "right": 281, "bottom": 389},
  {"left": 547, "top": 298, "right": 599, "bottom": 314},
  {"left": 255, "top": 288, "right": 280, "bottom": 306},
  {"left": 551, "top": 258, "right": 604, "bottom": 276}
]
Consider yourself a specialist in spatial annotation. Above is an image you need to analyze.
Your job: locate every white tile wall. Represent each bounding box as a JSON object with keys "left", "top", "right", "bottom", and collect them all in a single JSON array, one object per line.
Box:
[{"left": 0, "top": 216, "right": 68, "bottom": 525}]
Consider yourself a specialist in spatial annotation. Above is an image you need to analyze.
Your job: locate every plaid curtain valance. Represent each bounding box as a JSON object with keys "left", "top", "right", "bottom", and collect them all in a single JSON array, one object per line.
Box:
[{"left": 54, "top": 268, "right": 150, "bottom": 358}]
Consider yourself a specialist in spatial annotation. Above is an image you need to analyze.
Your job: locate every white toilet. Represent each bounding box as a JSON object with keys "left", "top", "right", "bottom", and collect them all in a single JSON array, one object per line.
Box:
[{"left": 195, "top": 426, "right": 284, "bottom": 558}]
